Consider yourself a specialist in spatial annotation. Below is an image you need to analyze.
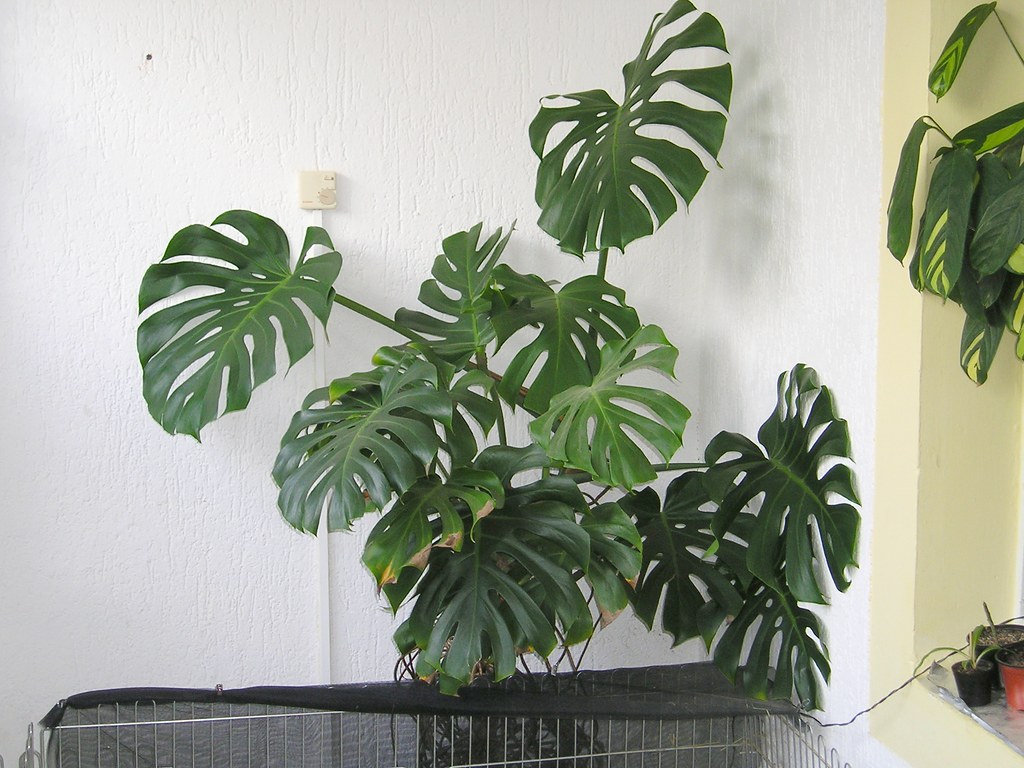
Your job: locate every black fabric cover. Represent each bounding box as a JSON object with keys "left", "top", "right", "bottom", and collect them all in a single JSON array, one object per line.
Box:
[{"left": 42, "top": 662, "right": 793, "bottom": 729}]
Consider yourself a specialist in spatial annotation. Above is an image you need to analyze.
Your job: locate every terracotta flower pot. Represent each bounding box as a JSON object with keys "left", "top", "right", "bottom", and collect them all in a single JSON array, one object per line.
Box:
[
  {"left": 996, "top": 643, "right": 1024, "bottom": 710},
  {"left": 978, "top": 624, "right": 1024, "bottom": 690}
]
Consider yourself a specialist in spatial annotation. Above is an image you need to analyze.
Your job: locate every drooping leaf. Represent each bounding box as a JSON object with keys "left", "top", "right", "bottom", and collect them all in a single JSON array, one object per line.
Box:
[
  {"left": 628, "top": 482, "right": 743, "bottom": 648},
  {"left": 530, "top": 325, "right": 690, "bottom": 489},
  {"left": 970, "top": 172, "right": 1024, "bottom": 275},
  {"left": 363, "top": 468, "right": 504, "bottom": 597},
  {"left": 961, "top": 310, "right": 1005, "bottom": 384},
  {"left": 703, "top": 365, "right": 860, "bottom": 605},
  {"left": 491, "top": 267, "right": 640, "bottom": 412},
  {"left": 530, "top": 0, "right": 731, "bottom": 256},
  {"left": 395, "top": 224, "right": 511, "bottom": 364},
  {"left": 406, "top": 501, "right": 592, "bottom": 693},
  {"left": 928, "top": 3, "right": 996, "bottom": 99},
  {"left": 913, "top": 148, "right": 976, "bottom": 297},
  {"left": 273, "top": 358, "right": 451, "bottom": 533},
  {"left": 579, "top": 501, "right": 643, "bottom": 625},
  {"left": 887, "top": 118, "right": 939, "bottom": 261},
  {"left": 953, "top": 101, "right": 1024, "bottom": 155},
  {"left": 712, "top": 580, "right": 830, "bottom": 711},
  {"left": 445, "top": 369, "right": 500, "bottom": 465},
  {"left": 137, "top": 211, "right": 342, "bottom": 438},
  {"left": 1006, "top": 278, "right": 1024, "bottom": 333}
]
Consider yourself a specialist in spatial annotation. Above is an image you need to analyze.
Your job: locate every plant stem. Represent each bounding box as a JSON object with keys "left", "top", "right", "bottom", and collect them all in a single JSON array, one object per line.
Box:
[
  {"left": 332, "top": 292, "right": 426, "bottom": 342},
  {"left": 651, "top": 462, "right": 709, "bottom": 472},
  {"left": 596, "top": 248, "right": 609, "bottom": 281},
  {"left": 477, "top": 351, "right": 508, "bottom": 446},
  {"left": 995, "top": 10, "right": 1024, "bottom": 72}
]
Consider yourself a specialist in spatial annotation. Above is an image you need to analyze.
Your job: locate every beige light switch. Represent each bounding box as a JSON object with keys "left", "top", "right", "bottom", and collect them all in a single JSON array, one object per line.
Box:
[{"left": 299, "top": 171, "right": 337, "bottom": 210}]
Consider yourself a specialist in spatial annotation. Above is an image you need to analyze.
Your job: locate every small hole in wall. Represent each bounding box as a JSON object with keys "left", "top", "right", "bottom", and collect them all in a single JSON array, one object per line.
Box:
[{"left": 145, "top": 53, "right": 153, "bottom": 61}]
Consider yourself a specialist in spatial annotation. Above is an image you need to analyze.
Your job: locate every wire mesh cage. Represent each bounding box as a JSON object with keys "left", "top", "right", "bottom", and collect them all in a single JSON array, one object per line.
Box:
[{"left": 37, "top": 664, "right": 852, "bottom": 768}]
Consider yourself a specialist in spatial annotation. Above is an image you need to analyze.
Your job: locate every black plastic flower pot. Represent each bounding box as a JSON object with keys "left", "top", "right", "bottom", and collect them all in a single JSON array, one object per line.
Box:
[{"left": 952, "top": 659, "right": 993, "bottom": 708}]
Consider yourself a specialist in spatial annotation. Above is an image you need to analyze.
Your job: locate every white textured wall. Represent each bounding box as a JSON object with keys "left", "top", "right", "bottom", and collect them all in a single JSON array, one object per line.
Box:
[{"left": 1, "top": 1, "right": 901, "bottom": 765}]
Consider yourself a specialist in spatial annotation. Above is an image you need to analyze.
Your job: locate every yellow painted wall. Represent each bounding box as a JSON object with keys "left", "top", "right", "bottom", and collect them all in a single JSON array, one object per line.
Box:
[{"left": 873, "top": 0, "right": 1024, "bottom": 764}]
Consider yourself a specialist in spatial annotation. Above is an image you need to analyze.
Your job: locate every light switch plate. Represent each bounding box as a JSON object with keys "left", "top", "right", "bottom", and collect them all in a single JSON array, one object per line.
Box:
[{"left": 299, "top": 171, "right": 337, "bottom": 210}]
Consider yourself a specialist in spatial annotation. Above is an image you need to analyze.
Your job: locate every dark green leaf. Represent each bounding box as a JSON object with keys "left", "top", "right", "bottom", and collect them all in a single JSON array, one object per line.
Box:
[
  {"left": 395, "top": 224, "right": 510, "bottom": 364},
  {"left": 445, "top": 369, "right": 499, "bottom": 466},
  {"left": 712, "top": 580, "right": 830, "bottom": 711},
  {"left": 628, "top": 482, "right": 743, "bottom": 648},
  {"left": 406, "top": 501, "right": 591, "bottom": 692},
  {"left": 137, "top": 211, "right": 342, "bottom": 438},
  {"left": 491, "top": 267, "right": 640, "bottom": 412},
  {"left": 887, "top": 118, "right": 938, "bottom": 261},
  {"left": 362, "top": 469, "right": 504, "bottom": 598},
  {"left": 914, "top": 148, "right": 976, "bottom": 297},
  {"left": 970, "top": 172, "right": 1024, "bottom": 275},
  {"left": 530, "top": 325, "right": 690, "bottom": 489},
  {"left": 580, "top": 501, "right": 642, "bottom": 624},
  {"left": 703, "top": 365, "right": 860, "bottom": 604},
  {"left": 928, "top": 3, "right": 996, "bottom": 99},
  {"left": 953, "top": 101, "right": 1024, "bottom": 155},
  {"left": 530, "top": 0, "right": 731, "bottom": 256},
  {"left": 273, "top": 358, "right": 451, "bottom": 533}
]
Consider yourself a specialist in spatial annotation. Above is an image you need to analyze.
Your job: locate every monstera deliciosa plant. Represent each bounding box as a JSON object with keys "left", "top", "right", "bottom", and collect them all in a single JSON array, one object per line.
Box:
[
  {"left": 888, "top": 2, "right": 1024, "bottom": 384},
  {"left": 137, "top": 1, "right": 859, "bottom": 710}
]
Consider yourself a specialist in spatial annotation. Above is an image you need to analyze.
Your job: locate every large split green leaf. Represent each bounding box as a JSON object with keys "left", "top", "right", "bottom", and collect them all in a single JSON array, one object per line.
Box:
[
  {"left": 712, "top": 579, "right": 830, "bottom": 711},
  {"left": 703, "top": 365, "right": 860, "bottom": 605},
  {"left": 887, "top": 117, "right": 938, "bottom": 261},
  {"left": 913, "top": 148, "right": 976, "bottom": 297},
  {"left": 530, "top": 325, "right": 689, "bottom": 489},
  {"left": 928, "top": 3, "right": 996, "bottom": 99},
  {"left": 628, "top": 482, "right": 743, "bottom": 647},
  {"left": 491, "top": 267, "right": 640, "bottom": 412},
  {"left": 530, "top": 0, "right": 731, "bottom": 256},
  {"left": 273, "top": 358, "right": 451, "bottom": 533},
  {"left": 579, "top": 501, "right": 643, "bottom": 625},
  {"left": 137, "top": 211, "right": 342, "bottom": 438},
  {"left": 363, "top": 468, "right": 504, "bottom": 595},
  {"left": 395, "top": 224, "right": 510, "bottom": 364},
  {"left": 404, "top": 501, "right": 592, "bottom": 694}
]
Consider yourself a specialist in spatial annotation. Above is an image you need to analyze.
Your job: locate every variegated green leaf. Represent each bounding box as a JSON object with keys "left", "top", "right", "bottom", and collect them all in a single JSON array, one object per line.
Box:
[
  {"left": 530, "top": 325, "right": 690, "bottom": 489},
  {"left": 913, "top": 147, "right": 976, "bottom": 296},
  {"left": 1006, "top": 279, "right": 1024, "bottom": 333},
  {"left": 530, "top": 0, "right": 731, "bottom": 256},
  {"left": 887, "top": 117, "right": 939, "bottom": 261},
  {"left": 953, "top": 101, "right": 1024, "bottom": 155},
  {"left": 491, "top": 266, "right": 640, "bottom": 413},
  {"left": 928, "top": 3, "right": 996, "bottom": 99},
  {"left": 961, "top": 311, "right": 1005, "bottom": 384},
  {"left": 138, "top": 211, "right": 342, "bottom": 439}
]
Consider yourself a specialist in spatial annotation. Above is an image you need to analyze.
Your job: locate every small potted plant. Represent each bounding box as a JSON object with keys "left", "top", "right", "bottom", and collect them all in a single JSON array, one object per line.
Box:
[
  {"left": 976, "top": 605, "right": 1024, "bottom": 690},
  {"left": 916, "top": 625, "right": 1000, "bottom": 708}
]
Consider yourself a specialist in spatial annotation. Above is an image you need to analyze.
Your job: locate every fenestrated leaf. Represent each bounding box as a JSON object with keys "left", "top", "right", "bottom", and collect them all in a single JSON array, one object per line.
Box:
[
  {"left": 953, "top": 101, "right": 1024, "bottom": 155},
  {"left": 273, "top": 358, "right": 451, "bottom": 533},
  {"left": 913, "top": 148, "right": 976, "bottom": 297},
  {"left": 363, "top": 468, "right": 504, "bottom": 597},
  {"left": 888, "top": 118, "right": 939, "bottom": 261},
  {"left": 138, "top": 211, "right": 342, "bottom": 438},
  {"left": 405, "top": 501, "right": 592, "bottom": 694},
  {"left": 628, "top": 483, "right": 743, "bottom": 648},
  {"left": 530, "top": 325, "right": 690, "bottom": 489},
  {"left": 491, "top": 267, "right": 640, "bottom": 412},
  {"left": 530, "top": 0, "right": 731, "bottom": 256},
  {"left": 928, "top": 3, "right": 996, "bottom": 99},
  {"left": 703, "top": 365, "right": 860, "bottom": 605},
  {"left": 395, "top": 224, "right": 511, "bottom": 364},
  {"left": 712, "top": 580, "right": 830, "bottom": 711},
  {"left": 446, "top": 369, "right": 499, "bottom": 465},
  {"left": 961, "top": 311, "right": 1005, "bottom": 384},
  {"left": 970, "top": 171, "right": 1024, "bottom": 276}
]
